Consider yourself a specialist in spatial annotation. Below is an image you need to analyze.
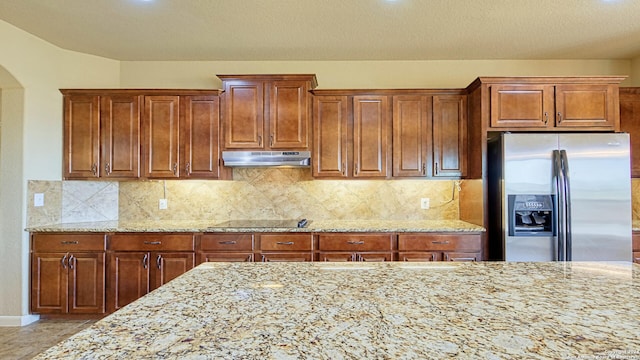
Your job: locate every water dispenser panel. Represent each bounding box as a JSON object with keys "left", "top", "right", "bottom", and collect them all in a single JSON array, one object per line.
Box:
[{"left": 508, "top": 194, "right": 555, "bottom": 237}]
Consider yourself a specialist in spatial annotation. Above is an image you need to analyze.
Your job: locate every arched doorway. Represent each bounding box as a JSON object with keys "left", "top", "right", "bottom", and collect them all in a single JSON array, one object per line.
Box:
[{"left": 0, "top": 65, "right": 31, "bottom": 325}]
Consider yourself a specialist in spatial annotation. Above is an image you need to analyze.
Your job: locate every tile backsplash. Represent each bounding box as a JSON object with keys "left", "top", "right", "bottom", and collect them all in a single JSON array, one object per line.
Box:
[{"left": 28, "top": 169, "right": 461, "bottom": 226}]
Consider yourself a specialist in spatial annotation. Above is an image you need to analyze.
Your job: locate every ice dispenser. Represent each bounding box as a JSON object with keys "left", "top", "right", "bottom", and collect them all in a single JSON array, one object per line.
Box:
[{"left": 508, "top": 195, "right": 555, "bottom": 236}]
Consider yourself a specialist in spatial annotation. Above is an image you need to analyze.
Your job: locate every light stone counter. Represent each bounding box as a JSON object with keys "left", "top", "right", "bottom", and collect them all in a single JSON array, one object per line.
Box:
[
  {"left": 35, "top": 261, "right": 639, "bottom": 359},
  {"left": 26, "top": 219, "right": 485, "bottom": 233}
]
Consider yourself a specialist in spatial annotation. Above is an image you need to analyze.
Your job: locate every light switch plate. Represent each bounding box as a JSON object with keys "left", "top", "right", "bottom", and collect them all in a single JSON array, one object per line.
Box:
[{"left": 34, "top": 193, "right": 44, "bottom": 207}]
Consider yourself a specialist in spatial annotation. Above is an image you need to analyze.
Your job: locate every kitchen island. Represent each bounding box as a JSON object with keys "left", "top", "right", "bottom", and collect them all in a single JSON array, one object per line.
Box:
[{"left": 34, "top": 261, "right": 639, "bottom": 359}]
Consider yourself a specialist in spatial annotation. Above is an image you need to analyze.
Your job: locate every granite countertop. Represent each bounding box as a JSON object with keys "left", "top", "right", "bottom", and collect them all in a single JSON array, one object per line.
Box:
[
  {"left": 35, "top": 261, "right": 639, "bottom": 359},
  {"left": 26, "top": 219, "right": 485, "bottom": 233}
]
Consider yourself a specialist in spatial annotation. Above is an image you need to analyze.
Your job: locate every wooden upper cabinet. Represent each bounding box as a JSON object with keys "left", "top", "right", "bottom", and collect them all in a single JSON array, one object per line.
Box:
[
  {"left": 181, "top": 95, "right": 225, "bottom": 179},
  {"left": 312, "top": 95, "right": 350, "bottom": 178},
  {"left": 353, "top": 95, "right": 390, "bottom": 178},
  {"left": 485, "top": 78, "right": 623, "bottom": 131},
  {"left": 219, "top": 74, "right": 317, "bottom": 150},
  {"left": 100, "top": 95, "right": 141, "bottom": 178},
  {"left": 392, "top": 95, "right": 431, "bottom": 177},
  {"left": 620, "top": 88, "right": 640, "bottom": 177},
  {"left": 63, "top": 93, "right": 141, "bottom": 180},
  {"left": 432, "top": 95, "right": 466, "bottom": 177},
  {"left": 490, "top": 84, "right": 554, "bottom": 128},
  {"left": 143, "top": 95, "right": 181, "bottom": 178},
  {"left": 554, "top": 84, "right": 617, "bottom": 128}
]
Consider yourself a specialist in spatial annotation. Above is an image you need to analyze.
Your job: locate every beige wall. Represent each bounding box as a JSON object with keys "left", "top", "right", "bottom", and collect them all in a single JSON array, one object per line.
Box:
[
  {"left": 120, "top": 60, "right": 633, "bottom": 89},
  {"left": 0, "top": 20, "right": 119, "bottom": 324}
]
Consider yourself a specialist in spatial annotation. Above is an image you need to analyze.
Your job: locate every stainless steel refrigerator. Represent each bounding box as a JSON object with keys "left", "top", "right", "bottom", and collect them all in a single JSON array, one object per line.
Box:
[{"left": 487, "top": 133, "right": 632, "bottom": 261}]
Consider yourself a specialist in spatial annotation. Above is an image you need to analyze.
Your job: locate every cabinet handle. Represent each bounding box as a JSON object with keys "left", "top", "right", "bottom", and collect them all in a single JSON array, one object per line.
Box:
[
  {"left": 347, "top": 240, "right": 365, "bottom": 245},
  {"left": 276, "top": 241, "right": 294, "bottom": 245},
  {"left": 544, "top": 112, "right": 549, "bottom": 125},
  {"left": 431, "top": 253, "right": 437, "bottom": 261},
  {"left": 68, "top": 254, "right": 75, "bottom": 270},
  {"left": 60, "top": 241, "right": 79, "bottom": 245},
  {"left": 342, "top": 162, "right": 346, "bottom": 176},
  {"left": 219, "top": 241, "right": 237, "bottom": 245},
  {"left": 557, "top": 112, "right": 563, "bottom": 123},
  {"left": 185, "top": 162, "right": 190, "bottom": 175},
  {"left": 144, "top": 241, "right": 162, "bottom": 245},
  {"left": 261, "top": 255, "right": 267, "bottom": 262},
  {"left": 173, "top": 162, "right": 178, "bottom": 176},
  {"left": 105, "top": 162, "right": 111, "bottom": 175},
  {"left": 156, "top": 254, "right": 162, "bottom": 269},
  {"left": 354, "top": 254, "right": 360, "bottom": 261},
  {"left": 431, "top": 241, "right": 450, "bottom": 245},
  {"left": 270, "top": 134, "right": 274, "bottom": 147},
  {"left": 355, "top": 163, "right": 359, "bottom": 175},
  {"left": 422, "top": 163, "right": 426, "bottom": 175},
  {"left": 258, "top": 135, "right": 262, "bottom": 146},
  {"left": 61, "top": 253, "right": 69, "bottom": 269},
  {"left": 435, "top": 162, "right": 439, "bottom": 175},
  {"left": 91, "top": 163, "right": 98, "bottom": 177},
  {"left": 142, "top": 254, "right": 149, "bottom": 269}
]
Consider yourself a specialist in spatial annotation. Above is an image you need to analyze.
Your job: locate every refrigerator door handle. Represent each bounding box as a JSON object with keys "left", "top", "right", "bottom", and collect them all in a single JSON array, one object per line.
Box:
[
  {"left": 560, "top": 150, "right": 572, "bottom": 261},
  {"left": 553, "top": 150, "right": 565, "bottom": 261}
]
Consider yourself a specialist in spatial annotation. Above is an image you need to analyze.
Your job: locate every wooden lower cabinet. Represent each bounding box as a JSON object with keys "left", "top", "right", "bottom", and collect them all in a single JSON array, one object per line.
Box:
[
  {"left": 317, "top": 233, "right": 395, "bottom": 262},
  {"left": 258, "top": 233, "right": 313, "bottom": 262},
  {"left": 30, "top": 234, "right": 106, "bottom": 315},
  {"left": 107, "top": 234, "right": 194, "bottom": 313},
  {"left": 198, "top": 233, "right": 254, "bottom": 263},
  {"left": 398, "top": 233, "right": 482, "bottom": 262}
]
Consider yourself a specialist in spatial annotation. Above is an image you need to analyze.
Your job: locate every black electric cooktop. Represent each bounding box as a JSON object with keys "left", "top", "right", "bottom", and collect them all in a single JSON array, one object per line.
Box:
[{"left": 212, "top": 219, "right": 309, "bottom": 228}]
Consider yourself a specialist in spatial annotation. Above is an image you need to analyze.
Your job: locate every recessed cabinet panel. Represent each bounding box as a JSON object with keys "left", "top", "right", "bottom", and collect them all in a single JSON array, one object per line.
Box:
[
  {"left": 270, "top": 81, "right": 308, "bottom": 149},
  {"left": 182, "top": 96, "right": 222, "bottom": 178},
  {"left": 143, "top": 96, "right": 180, "bottom": 178},
  {"left": 64, "top": 95, "right": 101, "bottom": 178},
  {"left": 490, "top": 85, "right": 554, "bottom": 128},
  {"left": 392, "top": 95, "right": 431, "bottom": 177},
  {"left": 101, "top": 95, "right": 140, "bottom": 178},
  {"left": 224, "top": 83, "right": 264, "bottom": 148},
  {"left": 353, "top": 96, "right": 390, "bottom": 177},
  {"left": 433, "top": 95, "right": 466, "bottom": 177},
  {"left": 312, "top": 95, "right": 349, "bottom": 177},
  {"left": 555, "top": 85, "right": 615, "bottom": 128}
]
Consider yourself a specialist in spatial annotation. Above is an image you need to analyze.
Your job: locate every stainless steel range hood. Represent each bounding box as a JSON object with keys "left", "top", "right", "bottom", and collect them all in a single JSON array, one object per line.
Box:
[{"left": 222, "top": 151, "right": 311, "bottom": 167}]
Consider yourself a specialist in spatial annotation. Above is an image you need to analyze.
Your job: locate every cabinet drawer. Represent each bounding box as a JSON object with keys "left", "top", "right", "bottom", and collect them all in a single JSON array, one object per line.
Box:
[
  {"left": 259, "top": 234, "right": 312, "bottom": 251},
  {"left": 398, "top": 234, "right": 481, "bottom": 251},
  {"left": 109, "top": 234, "right": 194, "bottom": 251},
  {"left": 32, "top": 233, "right": 106, "bottom": 252},
  {"left": 200, "top": 234, "right": 254, "bottom": 251},
  {"left": 318, "top": 234, "right": 393, "bottom": 251}
]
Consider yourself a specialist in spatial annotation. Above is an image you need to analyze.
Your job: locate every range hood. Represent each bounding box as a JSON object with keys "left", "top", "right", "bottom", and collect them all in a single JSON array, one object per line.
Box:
[{"left": 222, "top": 151, "right": 311, "bottom": 167}]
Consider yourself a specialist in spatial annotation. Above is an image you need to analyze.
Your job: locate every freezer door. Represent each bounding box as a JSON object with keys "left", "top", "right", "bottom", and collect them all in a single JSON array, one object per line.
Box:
[
  {"left": 503, "top": 133, "right": 558, "bottom": 261},
  {"left": 559, "top": 134, "right": 632, "bottom": 261}
]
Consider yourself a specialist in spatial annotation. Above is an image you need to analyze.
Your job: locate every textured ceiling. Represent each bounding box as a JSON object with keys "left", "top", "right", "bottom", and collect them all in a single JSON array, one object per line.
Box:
[{"left": 1, "top": 0, "right": 640, "bottom": 61}]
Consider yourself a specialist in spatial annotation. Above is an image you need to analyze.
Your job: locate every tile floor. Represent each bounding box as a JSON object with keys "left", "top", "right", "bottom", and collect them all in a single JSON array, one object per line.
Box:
[{"left": 0, "top": 319, "right": 96, "bottom": 359}]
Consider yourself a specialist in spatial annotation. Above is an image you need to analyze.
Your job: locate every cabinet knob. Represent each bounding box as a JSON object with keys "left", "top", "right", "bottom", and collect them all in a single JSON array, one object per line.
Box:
[
  {"left": 91, "top": 163, "right": 98, "bottom": 177},
  {"left": 544, "top": 112, "right": 549, "bottom": 125},
  {"left": 185, "top": 162, "right": 190, "bottom": 175},
  {"left": 173, "top": 162, "right": 178, "bottom": 176},
  {"left": 105, "top": 162, "right": 111, "bottom": 175}
]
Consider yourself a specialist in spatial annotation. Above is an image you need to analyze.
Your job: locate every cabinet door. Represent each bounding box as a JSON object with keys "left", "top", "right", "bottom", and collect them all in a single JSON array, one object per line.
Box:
[
  {"left": 260, "top": 253, "right": 313, "bottom": 262},
  {"left": 100, "top": 95, "right": 141, "bottom": 179},
  {"left": 269, "top": 81, "right": 309, "bottom": 149},
  {"left": 353, "top": 96, "right": 390, "bottom": 177},
  {"left": 620, "top": 89, "right": 640, "bottom": 177},
  {"left": 312, "top": 95, "right": 349, "bottom": 177},
  {"left": 490, "top": 85, "right": 554, "bottom": 128},
  {"left": 152, "top": 252, "right": 194, "bottom": 290},
  {"left": 181, "top": 95, "right": 223, "bottom": 178},
  {"left": 443, "top": 252, "right": 480, "bottom": 262},
  {"left": 398, "top": 252, "right": 440, "bottom": 261},
  {"left": 31, "top": 253, "right": 67, "bottom": 314},
  {"left": 392, "top": 95, "right": 431, "bottom": 177},
  {"left": 318, "top": 252, "right": 356, "bottom": 262},
  {"left": 223, "top": 81, "right": 264, "bottom": 149},
  {"left": 107, "top": 252, "right": 149, "bottom": 312},
  {"left": 433, "top": 95, "right": 466, "bottom": 177},
  {"left": 63, "top": 95, "right": 100, "bottom": 179},
  {"left": 143, "top": 96, "right": 180, "bottom": 178},
  {"left": 358, "top": 252, "right": 393, "bottom": 262},
  {"left": 200, "top": 252, "right": 254, "bottom": 262},
  {"left": 555, "top": 84, "right": 617, "bottom": 128},
  {"left": 68, "top": 252, "right": 105, "bottom": 314}
]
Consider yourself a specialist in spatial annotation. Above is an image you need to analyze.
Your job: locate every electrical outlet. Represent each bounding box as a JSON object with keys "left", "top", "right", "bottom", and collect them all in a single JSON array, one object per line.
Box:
[
  {"left": 34, "top": 193, "right": 44, "bottom": 207},
  {"left": 420, "top": 198, "right": 430, "bottom": 209},
  {"left": 159, "top": 199, "right": 168, "bottom": 210}
]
